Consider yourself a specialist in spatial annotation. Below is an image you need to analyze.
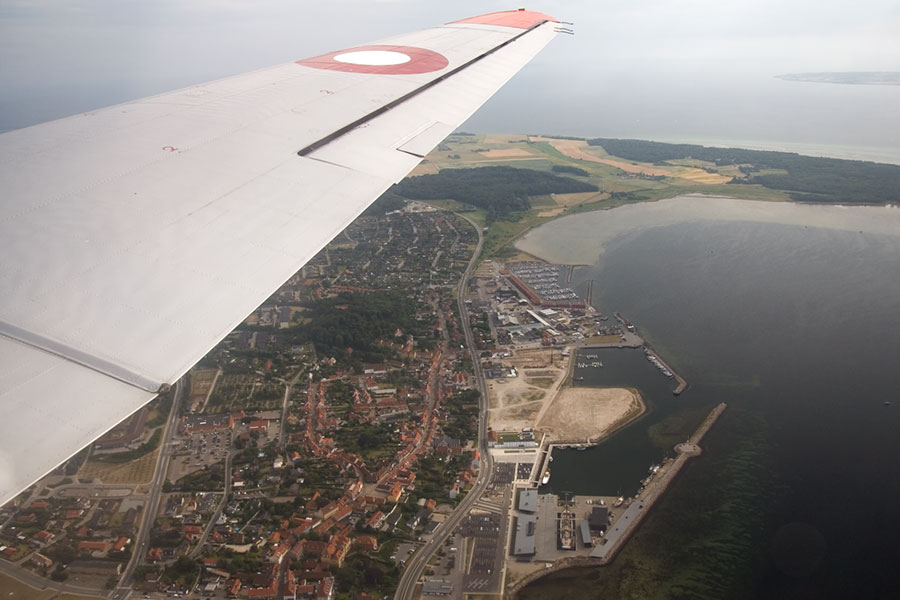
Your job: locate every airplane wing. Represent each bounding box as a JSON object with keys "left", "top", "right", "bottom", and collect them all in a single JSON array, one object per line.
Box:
[{"left": 0, "top": 10, "right": 558, "bottom": 505}]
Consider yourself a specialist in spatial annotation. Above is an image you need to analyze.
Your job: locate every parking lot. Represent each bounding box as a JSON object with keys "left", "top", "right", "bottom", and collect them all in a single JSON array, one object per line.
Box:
[{"left": 168, "top": 429, "right": 233, "bottom": 482}]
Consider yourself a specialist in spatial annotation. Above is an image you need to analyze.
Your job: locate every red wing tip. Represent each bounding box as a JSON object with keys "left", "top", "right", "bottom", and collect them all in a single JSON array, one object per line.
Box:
[{"left": 452, "top": 9, "right": 558, "bottom": 29}]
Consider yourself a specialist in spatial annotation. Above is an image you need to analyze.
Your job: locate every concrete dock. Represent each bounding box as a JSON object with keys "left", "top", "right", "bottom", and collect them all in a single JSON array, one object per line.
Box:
[
  {"left": 589, "top": 402, "right": 727, "bottom": 563},
  {"left": 644, "top": 346, "right": 689, "bottom": 395}
]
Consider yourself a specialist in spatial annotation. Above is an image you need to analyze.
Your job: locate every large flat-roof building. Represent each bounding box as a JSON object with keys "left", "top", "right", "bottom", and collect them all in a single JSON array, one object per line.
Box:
[
  {"left": 589, "top": 506, "right": 610, "bottom": 531},
  {"left": 513, "top": 514, "right": 537, "bottom": 558},
  {"left": 181, "top": 413, "right": 234, "bottom": 435},
  {"left": 422, "top": 580, "right": 453, "bottom": 596},
  {"left": 518, "top": 488, "right": 537, "bottom": 513},
  {"left": 579, "top": 519, "right": 593, "bottom": 547}
]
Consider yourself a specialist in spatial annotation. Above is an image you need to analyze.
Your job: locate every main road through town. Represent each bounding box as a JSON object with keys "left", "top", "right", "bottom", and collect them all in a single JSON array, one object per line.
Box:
[
  {"left": 112, "top": 379, "right": 185, "bottom": 600},
  {"left": 394, "top": 214, "right": 494, "bottom": 600}
]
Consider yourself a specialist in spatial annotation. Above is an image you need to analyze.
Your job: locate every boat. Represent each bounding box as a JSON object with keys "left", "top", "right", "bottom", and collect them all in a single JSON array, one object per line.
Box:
[
  {"left": 884, "top": 401, "right": 892, "bottom": 406},
  {"left": 613, "top": 496, "right": 624, "bottom": 508},
  {"left": 575, "top": 376, "right": 584, "bottom": 381},
  {"left": 541, "top": 470, "right": 551, "bottom": 485},
  {"left": 559, "top": 509, "right": 576, "bottom": 550}
]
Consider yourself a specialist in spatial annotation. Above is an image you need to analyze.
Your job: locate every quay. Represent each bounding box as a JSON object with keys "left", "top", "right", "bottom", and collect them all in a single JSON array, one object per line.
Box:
[
  {"left": 589, "top": 402, "right": 727, "bottom": 563},
  {"left": 644, "top": 346, "right": 689, "bottom": 395},
  {"left": 612, "top": 311, "right": 688, "bottom": 394},
  {"left": 507, "top": 399, "right": 725, "bottom": 600}
]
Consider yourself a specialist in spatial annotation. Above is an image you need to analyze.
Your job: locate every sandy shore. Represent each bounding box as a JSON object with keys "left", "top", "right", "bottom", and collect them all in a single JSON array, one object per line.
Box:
[{"left": 536, "top": 386, "right": 644, "bottom": 442}]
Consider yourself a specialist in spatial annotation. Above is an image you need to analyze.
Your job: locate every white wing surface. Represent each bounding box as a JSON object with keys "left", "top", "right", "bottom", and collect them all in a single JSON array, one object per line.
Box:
[{"left": 0, "top": 10, "right": 558, "bottom": 505}]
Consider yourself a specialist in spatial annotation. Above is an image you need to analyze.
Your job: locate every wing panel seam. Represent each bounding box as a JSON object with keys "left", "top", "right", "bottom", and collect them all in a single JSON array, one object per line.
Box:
[
  {"left": 297, "top": 20, "right": 552, "bottom": 157},
  {"left": 0, "top": 321, "right": 165, "bottom": 393}
]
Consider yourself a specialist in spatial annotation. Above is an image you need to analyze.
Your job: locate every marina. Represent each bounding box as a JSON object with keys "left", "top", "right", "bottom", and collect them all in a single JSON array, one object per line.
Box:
[{"left": 505, "top": 262, "right": 585, "bottom": 308}]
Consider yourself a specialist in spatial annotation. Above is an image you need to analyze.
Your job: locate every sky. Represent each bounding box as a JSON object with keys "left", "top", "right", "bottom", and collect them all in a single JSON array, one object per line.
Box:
[{"left": 1, "top": 0, "right": 899, "bottom": 154}]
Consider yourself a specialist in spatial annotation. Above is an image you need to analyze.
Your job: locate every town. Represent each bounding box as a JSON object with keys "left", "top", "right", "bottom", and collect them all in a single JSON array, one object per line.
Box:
[{"left": 0, "top": 194, "right": 699, "bottom": 600}]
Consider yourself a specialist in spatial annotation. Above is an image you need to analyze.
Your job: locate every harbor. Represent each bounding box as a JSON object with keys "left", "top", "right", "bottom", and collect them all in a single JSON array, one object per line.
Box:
[
  {"left": 511, "top": 192, "right": 900, "bottom": 597},
  {"left": 590, "top": 402, "right": 727, "bottom": 562},
  {"left": 476, "top": 256, "right": 710, "bottom": 595},
  {"left": 506, "top": 403, "right": 728, "bottom": 595}
]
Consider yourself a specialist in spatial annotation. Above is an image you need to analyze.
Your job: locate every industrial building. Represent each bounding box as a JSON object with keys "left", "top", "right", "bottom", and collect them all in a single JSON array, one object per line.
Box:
[{"left": 513, "top": 514, "right": 537, "bottom": 558}]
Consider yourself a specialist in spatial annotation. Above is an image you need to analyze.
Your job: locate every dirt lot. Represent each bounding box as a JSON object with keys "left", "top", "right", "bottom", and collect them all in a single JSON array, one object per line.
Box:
[
  {"left": 487, "top": 349, "right": 567, "bottom": 432},
  {"left": 536, "top": 387, "right": 644, "bottom": 442}
]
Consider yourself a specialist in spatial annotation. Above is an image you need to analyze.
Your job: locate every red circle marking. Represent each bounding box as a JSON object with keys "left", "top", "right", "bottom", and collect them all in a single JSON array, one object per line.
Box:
[
  {"left": 453, "top": 9, "right": 557, "bottom": 29},
  {"left": 296, "top": 45, "right": 449, "bottom": 75}
]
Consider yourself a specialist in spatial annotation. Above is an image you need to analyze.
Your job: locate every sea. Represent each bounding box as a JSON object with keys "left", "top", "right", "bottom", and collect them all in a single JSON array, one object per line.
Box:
[
  {"left": 515, "top": 197, "right": 900, "bottom": 598},
  {"left": 464, "top": 69, "right": 900, "bottom": 165}
]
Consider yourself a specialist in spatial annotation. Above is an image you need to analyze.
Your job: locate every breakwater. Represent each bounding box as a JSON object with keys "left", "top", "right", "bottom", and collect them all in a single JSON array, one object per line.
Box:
[{"left": 591, "top": 402, "right": 727, "bottom": 563}]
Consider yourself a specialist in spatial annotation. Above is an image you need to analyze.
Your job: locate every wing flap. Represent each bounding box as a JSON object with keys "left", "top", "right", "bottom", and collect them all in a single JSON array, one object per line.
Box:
[
  {"left": 0, "top": 337, "right": 154, "bottom": 502},
  {"left": 397, "top": 122, "right": 456, "bottom": 158}
]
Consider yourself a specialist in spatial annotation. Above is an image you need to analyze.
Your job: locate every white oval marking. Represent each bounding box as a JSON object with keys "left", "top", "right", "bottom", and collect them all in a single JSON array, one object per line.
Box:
[{"left": 334, "top": 50, "right": 411, "bottom": 66}]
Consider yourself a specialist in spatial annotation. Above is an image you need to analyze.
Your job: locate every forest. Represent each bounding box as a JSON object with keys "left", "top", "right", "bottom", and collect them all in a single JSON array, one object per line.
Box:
[
  {"left": 551, "top": 164, "right": 590, "bottom": 176},
  {"left": 391, "top": 166, "right": 598, "bottom": 223},
  {"left": 297, "top": 291, "right": 422, "bottom": 362},
  {"left": 588, "top": 138, "right": 900, "bottom": 204},
  {"left": 441, "top": 389, "right": 480, "bottom": 441}
]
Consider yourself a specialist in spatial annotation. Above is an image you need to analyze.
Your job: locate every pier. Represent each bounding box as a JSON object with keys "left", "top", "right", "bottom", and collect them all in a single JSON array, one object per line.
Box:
[
  {"left": 531, "top": 434, "right": 553, "bottom": 486},
  {"left": 589, "top": 402, "right": 727, "bottom": 563},
  {"left": 644, "top": 346, "right": 689, "bottom": 395},
  {"left": 612, "top": 311, "right": 688, "bottom": 394}
]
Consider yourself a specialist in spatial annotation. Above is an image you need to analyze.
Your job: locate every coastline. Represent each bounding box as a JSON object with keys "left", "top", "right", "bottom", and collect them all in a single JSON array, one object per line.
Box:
[
  {"left": 508, "top": 403, "right": 728, "bottom": 599},
  {"left": 514, "top": 193, "right": 900, "bottom": 266},
  {"left": 644, "top": 135, "right": 900, "bottom": 166}
]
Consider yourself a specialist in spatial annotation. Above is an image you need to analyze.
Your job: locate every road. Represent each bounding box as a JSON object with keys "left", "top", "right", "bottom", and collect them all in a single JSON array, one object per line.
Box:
[
  {"left": 189, "top": 452, "right": 232, "bottom": 558},
  {"left": 0, "top": 557, "right": 103, "bottom": 596},
  {"left": 112, "top": 380, "right": 185, "bottom": 600},
  {"left": 276, "top": 367, "right": 307, "bottom": 449},
  {"left": 0, "top": 385, "right": 184, "bottom": 599},
  {"left": 394, "top": 214, "right": 495, "bottom": 600}
]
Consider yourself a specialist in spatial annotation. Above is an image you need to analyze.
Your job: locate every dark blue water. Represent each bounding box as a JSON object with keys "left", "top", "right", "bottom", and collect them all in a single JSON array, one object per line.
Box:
[{"left": 524, "top": 219, "right": 900, "bottom": 597}]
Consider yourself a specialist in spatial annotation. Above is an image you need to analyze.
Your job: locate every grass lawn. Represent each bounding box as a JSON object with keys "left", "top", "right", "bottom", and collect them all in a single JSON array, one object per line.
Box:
[{"left": 80, "top": 447, "right": 159, "bottom": 484}]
